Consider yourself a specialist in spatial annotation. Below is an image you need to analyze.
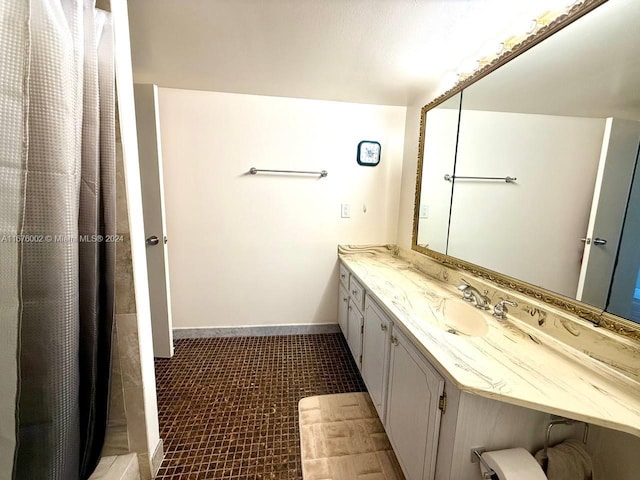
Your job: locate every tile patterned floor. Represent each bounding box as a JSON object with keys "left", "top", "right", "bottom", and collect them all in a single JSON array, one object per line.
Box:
[{"left": 154, "top": 334, "right": 366, "bottom": 479}]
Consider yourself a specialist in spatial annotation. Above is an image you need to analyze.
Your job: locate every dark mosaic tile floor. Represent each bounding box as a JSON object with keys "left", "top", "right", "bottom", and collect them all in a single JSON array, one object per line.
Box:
[{"left": 154, "top": 334, "right": 366, "bottom": 479}]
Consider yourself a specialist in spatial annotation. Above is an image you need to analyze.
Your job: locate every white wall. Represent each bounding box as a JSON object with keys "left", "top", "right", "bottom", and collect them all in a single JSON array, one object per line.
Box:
[
  {"left": 447, "top": 110, "right": 604, "bottom": 297},
  {"left": 398, "top": 96, "right": 432, "bottom": 250},
  {"left": 157, "top": 89, "right": 406, "bottom": 329}
]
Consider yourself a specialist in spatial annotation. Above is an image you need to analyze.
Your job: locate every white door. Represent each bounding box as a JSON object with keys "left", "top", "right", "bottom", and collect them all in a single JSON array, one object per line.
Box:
[
  {"left": 386, "top": 328, "right": 444, "bottom": 480},
  {"left": 362, "top": 297, "right": 391, "bottom": 422},
  {"left": 134, "top": 84, "right": 174, "bottom": 358},
  {"left": 577, "top": 118, "right": 640, "bottom": 308}
]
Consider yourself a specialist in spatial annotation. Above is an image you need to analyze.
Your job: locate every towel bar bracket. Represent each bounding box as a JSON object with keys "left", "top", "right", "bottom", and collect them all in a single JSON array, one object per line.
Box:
[{"left": 544, "top": 417, "right": 589, "bottom": 457}]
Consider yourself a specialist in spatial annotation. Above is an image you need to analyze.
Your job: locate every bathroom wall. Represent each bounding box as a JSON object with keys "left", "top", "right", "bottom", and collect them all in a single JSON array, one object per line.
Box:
[
  {"left": 398, "top": 100, "right": 429, "bottom": 250},
  {"left": 157, "top": 88, "right": 406, "bottom": 329}
]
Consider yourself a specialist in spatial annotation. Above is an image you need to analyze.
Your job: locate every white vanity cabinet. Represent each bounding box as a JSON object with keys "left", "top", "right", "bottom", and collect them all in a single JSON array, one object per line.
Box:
[
  {"left": 386, "top": 326, "right": 445, "bottom": 480},
  {"left": 339, "top": 262, "right": 445, "bottom": 480},
  {"left": 338, "top": 265, "right": 365, "bottom": 370},
  {"left": 338, "top": 256, "right": 640, "bottom": 480},
  {"left": 361, "top": 296, "right": 392, "bottom": 422},
  {"left": 338, "top": 284, "right": 349, "bottom": 339}
]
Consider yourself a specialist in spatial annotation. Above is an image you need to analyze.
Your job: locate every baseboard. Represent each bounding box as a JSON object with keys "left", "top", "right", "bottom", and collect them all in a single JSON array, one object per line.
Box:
[
  {"left": 151, "top": 438, "right": 164, "bottom": 477},
  {"left": 173, "top": 323, "right": 341, "bottom": 339}
]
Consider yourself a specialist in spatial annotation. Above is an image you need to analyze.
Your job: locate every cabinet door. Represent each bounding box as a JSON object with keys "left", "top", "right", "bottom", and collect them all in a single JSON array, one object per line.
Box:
[
  {"left": 338, "top": 284, "right": 349, "bottom": 340},
  {"left": 361, "top": 296, "right": 391, "bottom": 422},
  {"left": 347, "top": 299, "right": 363, "bottom": 369},
  {"left": 386, "top": 328, "right": 444, "bottom": 480}
]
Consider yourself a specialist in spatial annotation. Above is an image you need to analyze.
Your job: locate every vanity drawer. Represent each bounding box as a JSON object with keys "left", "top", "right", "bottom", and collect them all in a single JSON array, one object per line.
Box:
[
  {"left": 339, "top": 263, "right": 349, "bottom": 288},
  {"left": 349, "top": 276, "right": 365, "bottom": 312}
]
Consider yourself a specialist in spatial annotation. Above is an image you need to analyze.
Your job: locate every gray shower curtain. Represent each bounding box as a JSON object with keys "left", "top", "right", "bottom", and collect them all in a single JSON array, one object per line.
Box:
[{"left": 0, "top": 1, "right": 116, "bottom": 479}]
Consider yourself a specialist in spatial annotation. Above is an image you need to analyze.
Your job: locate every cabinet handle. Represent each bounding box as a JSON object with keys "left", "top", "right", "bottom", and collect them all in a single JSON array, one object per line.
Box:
[
  {"left": 343, "top": 297, "right": 348, "bottom": 303},
  {"left": 380, "top": 323, "right": 387, "bottom": 331},
  {"left": 348, "top": 305, "right": 352, "bottom": 311},
  {"left": 340, "top": 273, "right": 346, "bottom": 279},
  {"left": 391, "top": 336, "right": 398, "bottom": 346},
  {"left": 352, "top": 290, "right": 358, "bottom": 295}
]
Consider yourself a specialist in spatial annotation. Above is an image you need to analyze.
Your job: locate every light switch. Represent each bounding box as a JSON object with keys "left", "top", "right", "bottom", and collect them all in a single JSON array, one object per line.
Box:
[
  {"left": 341, "top": 204, "right": 351, "bottom": 218},
  {"left": 420, "top": 204, "right": 429, "bottom": 219}
]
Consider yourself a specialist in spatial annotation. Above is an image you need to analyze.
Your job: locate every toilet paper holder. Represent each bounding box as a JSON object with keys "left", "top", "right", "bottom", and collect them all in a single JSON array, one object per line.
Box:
[
  {"left": 471, "top": 416, "right": 589, "bottom": 479},
  {"left": 471, "top": 448, "right": 499, "bottom": 480}
]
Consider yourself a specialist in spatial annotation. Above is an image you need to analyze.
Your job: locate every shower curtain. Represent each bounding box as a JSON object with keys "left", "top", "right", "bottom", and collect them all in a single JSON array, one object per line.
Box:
[{"left": 0, "top": 1, "right": 116, "bottom": 479}]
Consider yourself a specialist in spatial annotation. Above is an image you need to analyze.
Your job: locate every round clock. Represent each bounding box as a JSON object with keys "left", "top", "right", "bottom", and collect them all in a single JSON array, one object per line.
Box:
[{"left": 357, "top": 140, "right": 381, "bottom": 166}]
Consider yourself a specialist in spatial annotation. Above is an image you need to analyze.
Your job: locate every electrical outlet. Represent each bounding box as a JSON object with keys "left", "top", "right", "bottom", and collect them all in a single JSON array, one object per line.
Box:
[
  {"left": 420, "top": 204, "right": 429, "bottom": 218},
  {"left": 341, "top": 204, "right": 351, "bottom": 218}
]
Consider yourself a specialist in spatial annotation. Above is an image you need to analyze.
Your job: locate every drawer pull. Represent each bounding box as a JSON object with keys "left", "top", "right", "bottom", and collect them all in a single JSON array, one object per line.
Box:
[
  {"left": 380, "top": 323, "right": 387, "bottom": 331},
  {"left": 391, "top": 336, "right": 398, "bottom": 346},
  {"left": 340, "top": 273, "right": 346, "bottom": 278},
  {"left": 352, "top": 289, "right": 358, "bottom": 295},
  {"left": 343, "top": 297, "right": 348, "bottom": 303}
]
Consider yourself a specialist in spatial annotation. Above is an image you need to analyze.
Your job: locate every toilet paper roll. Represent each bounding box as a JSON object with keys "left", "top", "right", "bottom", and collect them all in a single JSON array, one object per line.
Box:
[{"left": 480, "top": 448, "right": 547, "bottom": 480}]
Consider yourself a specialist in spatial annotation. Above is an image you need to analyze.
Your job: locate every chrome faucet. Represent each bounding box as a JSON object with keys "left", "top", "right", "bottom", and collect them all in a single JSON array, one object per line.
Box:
[
  {"left": 457, "top": 278, "right": 491, "bottom": 310},
  {"left": 493, "top": 299, "right": 518, "bottom": 319}
]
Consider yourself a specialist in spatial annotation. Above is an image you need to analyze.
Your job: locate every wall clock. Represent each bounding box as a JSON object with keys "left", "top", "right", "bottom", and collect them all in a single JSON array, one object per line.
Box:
[{"left": 357, "top": 140, "right": 381, "bottom": 166}]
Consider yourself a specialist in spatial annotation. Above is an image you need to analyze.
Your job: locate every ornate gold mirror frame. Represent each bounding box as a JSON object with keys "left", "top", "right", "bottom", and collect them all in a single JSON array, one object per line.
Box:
[{"left": 411, "top": 0, "right": 640, "bottom": 341}]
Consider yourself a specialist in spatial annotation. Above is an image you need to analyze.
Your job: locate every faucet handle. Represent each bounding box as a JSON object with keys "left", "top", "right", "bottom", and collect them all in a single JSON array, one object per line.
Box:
[
  {"left": 493, "top": 300, "right": 518, "bottom": 319},
  {"left": 459, "top": 277, "right": 488, "bottom": 295}
]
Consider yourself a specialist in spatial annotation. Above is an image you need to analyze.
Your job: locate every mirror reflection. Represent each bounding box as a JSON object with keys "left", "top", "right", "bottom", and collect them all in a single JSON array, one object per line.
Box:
[
  {"left": 416, "top": 93, "right": 461, "bottom": 252},
  {"left": 416, "top": 0, "right": 640, "bottom": 323}
]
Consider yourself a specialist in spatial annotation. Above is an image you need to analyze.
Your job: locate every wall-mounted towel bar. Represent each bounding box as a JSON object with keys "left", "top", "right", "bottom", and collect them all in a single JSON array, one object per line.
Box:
[
  {"left": 249, "top": 167, "right": 328, "bottom": 178},
  {"left": 536, "top": 416, "right": 589, "bottom": 474},
  {"left": 444, "top": 174, "right": 516, "bottom": 183},
  {"left": 543, "top": 417, "right": 589, "bottom": 457}
]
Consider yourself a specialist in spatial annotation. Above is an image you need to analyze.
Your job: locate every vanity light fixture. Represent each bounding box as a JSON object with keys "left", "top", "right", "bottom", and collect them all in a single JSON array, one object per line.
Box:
[
  {"left": 441, "top": 0, "right": 588, "bottom": 94},
  {"left": 357, "top": 141, "right": 381, "bottom": 167}
]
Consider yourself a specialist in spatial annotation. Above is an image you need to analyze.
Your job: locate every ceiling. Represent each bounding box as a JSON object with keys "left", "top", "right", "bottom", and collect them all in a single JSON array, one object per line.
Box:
[{"left": 127, "top": 0, "right": 564, "bottom": 106}]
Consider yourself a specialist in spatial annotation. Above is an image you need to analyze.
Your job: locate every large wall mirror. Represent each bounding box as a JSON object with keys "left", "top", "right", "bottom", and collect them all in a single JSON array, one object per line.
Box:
[{"left": 413, "top": 0, "right": 640, "bottom": 335}]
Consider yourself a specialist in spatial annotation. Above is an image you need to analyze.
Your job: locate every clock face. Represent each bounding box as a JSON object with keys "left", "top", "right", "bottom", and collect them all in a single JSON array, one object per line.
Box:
[{"left": 357, "top": 141, "right": 381, "bottom": 166}]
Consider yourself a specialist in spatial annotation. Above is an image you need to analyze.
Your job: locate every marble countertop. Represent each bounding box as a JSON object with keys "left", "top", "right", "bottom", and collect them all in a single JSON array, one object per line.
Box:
[{"left": 339, "top": 246, "right": 640, "bottom": 438}]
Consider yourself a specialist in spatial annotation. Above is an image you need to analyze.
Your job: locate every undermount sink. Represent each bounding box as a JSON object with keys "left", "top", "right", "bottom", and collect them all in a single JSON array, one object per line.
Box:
[{"left": 431, "top": 298, "right": 490, "bottom": 337}]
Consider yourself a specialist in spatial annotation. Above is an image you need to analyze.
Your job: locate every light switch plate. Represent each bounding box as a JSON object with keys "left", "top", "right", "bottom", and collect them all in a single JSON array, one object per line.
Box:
[
  {"left": 341, "top": 204, "right": 351, "bottom": 218},
  {"left": 420, "top": 204, "right": 429, "bottom": 218}
]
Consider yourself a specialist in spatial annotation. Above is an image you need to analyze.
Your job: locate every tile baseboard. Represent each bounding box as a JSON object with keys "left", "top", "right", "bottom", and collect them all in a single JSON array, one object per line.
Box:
[
  {"left": 151, "top": 439, "right": 164, "bottom": 478},
  {"left": 173, "top": 323, "right": 341, "bottom": 339}
]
